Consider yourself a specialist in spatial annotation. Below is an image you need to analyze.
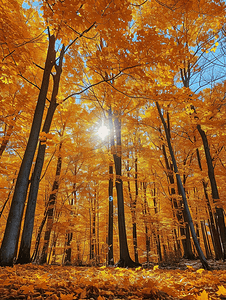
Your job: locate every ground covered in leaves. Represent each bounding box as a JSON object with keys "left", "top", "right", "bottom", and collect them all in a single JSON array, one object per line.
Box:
[{"left": 0, "top": 260, "right": 226, "bottom": 299}]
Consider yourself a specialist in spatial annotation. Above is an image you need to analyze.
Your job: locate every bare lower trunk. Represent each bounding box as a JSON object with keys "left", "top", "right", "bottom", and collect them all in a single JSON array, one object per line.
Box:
[
  {"left": 31, "top": 207, "right": 49, "bottom": 262},
  {"left": 108, "top": 163, "right": 114, "bottom": 265},
  {"left": 39, "top": 142, "right": 62, "bottom": 264}
]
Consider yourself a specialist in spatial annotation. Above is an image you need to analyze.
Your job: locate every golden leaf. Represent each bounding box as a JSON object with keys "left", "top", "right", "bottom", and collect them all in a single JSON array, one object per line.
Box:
[
  {"left": 196, "top": 269, "right": 205, "bottom": 274},
  {"left": 61, "top": 293, "right": 74, "bottom": 300},
  {"left": 217, "top": 285, "right": 226, "bottom": 296},
  {"left": 20, "top": 285, "right": 34, "bottom": 294},
  {"left": 196, "top": 290, "right": 209, "bottom": 300}
]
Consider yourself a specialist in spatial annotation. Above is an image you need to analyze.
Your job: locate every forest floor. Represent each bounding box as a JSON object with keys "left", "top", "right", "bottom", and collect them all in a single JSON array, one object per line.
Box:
[{"left": 0, "top": 260, "right": 226, "bottom": 300}]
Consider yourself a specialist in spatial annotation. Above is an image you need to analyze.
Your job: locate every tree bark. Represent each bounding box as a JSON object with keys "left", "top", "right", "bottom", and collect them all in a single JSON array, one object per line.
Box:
[
  {"left": 31, "top": 205, "right": 49, "bottom": 262},
  {"left": 39, "top": 142, "right": 63, "bottom": 264},
  {"left": 133, "top": 156, "right": 139, "bottom": 263},
  {"left": 141, "top": 182, "right": 151, "bottom": 265},
  {"left": 156, "top": 101, "right": 210, "bottom": 270},
  {"left": 110, "top": 113, "right": 140, "bottom": 267},
  {"left": 162, "top": 144, "right": 194, "bottom": 259},
  {"left": 108, "top": 162, "right": 114, "bottom": 265},
  {"left": 127, "top": 155, "right": 139, "bottom": 264},
  {"left": 201, "top": 221, "right": 212, "bottom": 259},
  {"left": 197, "top": 124, "right": 226, "bottom": 259},
  {"left": 64, "top": 165, "right": 77, "bottom": 265},
  {"left": 195, "top": 147, "right": 223, "bottom": 259},
  {"left": 0, "top": 34, "right": 56, "bottom": 266},
  {"left": 16, "top": 45, "right": 65, "bottom": 265}
]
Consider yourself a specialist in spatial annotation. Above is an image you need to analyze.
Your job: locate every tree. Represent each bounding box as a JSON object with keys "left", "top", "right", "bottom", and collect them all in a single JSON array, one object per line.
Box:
[
  {"left": 107, "top": 112, "right": 114, "bottom": 266},
  {"left": 109, "top": 110, "right": 140, "bottom": 267},
  {"left": 39, "top": 139, "right": 63, "bottom": 265},
  {"left": 16, "top": 44, "right": 65, "bottom": 264},
  {"left": 156, "top": 101, "right": 210, "bottom": 270},
  {"left": 0, "top": 34, "right": 56, "bottom": 266}
]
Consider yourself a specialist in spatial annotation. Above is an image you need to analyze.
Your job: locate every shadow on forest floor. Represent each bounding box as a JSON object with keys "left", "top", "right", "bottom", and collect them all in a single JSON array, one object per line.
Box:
[{"left": 157, "top": 258, "right": 226, "bottom": 270}]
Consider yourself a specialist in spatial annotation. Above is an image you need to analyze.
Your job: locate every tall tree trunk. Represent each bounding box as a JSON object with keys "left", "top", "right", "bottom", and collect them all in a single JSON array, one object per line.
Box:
[
  {"left": 0, "top": 34, "right": 56, "bottom": 266},
  {"left": 133, "top": 156, "right": 139, "bottom": 263},
  {"left": 152, "top": 181, "right": 163, "bottom": 262},
  {"left": 201, "top": 221, "right": 212, "bottom": 259},
  {"left": 108, "top": 162, "right": 114, "bottom": 265},
  {"left": 64, "top": 165, "right": 77, "bottom": 265},
  {"left": 91, "top": 194, "right": 96, "bottom": 264},
  {"left": 107, "top": 110, "right": 114, "bottom": 265},
  {"left": 195, "top": 147, "right": 223, "bottom": 259},
  {"left": 127, "top": 155, "right": 139, "bottom": 264},
  {"left": 16, "top": 45, "right": 64, "bottom": 264},
  {"left": 110, "top": 113, "right": 140, "bottom": 267},
  {"left": 31, "top": 205, "right": 49, "bottom": 262},
  {"left": 50, "top": 231, "right": 58, "bottom": 264},
  {"left": 156, "top": 101, "right": 210, "bottom": 270},
  {"left": 64, "top": 233, "right": 73, "bottom": 265},
  {"left": 197, "top": 124, "right": 226, "bottom": 259},
  {"left": 39, "top": 142, "right": 63, "bottom": 264},
  {"left": 141, "top": 182, "right": 150, "bottom": 265},
  {"left": 162, "top": 144, "right": 194, "bottom": 259}
]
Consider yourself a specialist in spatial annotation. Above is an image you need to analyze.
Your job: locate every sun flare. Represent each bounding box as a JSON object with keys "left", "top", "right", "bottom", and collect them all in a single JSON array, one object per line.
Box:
[{"left": 98, "top": 125, "right": 109, "bottom": 140}]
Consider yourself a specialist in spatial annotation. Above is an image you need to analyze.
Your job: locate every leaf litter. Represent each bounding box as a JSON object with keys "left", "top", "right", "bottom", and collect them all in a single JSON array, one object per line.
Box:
[{"left": 0, "top": 260, "right": 226, "bottom": 299}]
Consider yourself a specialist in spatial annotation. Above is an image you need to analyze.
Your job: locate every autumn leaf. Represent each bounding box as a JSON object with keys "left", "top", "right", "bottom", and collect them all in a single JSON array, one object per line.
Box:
[
  {"left": 196, "top": 269, "right": 205, "bottom": 274},
  {"left": 186, "top": 265, "right": 194, "bottom": 270},
  {"left": 20, "top": 285, "right": 34, "bottom": 294},
  {"left": 196, "top": 290, "right": 209, "bottom": 300},
  {"left": 217, "top": 285, "right": 226, "bottom": 296},
  {"left": 60, "top": 293, "right": 74, "bottom": 300}
]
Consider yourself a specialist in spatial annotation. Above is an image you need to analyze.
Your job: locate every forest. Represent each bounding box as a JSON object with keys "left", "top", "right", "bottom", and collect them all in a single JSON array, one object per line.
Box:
[{"left": 1, "top": 0, "right": 226, "bottom": 298}]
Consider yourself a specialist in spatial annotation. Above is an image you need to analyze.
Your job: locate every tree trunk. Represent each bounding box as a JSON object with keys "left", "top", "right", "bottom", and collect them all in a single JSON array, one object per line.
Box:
[
  {"left": 91, "top": 195, "right": 96, "bottom": 263},
  {"left": 156, "top": 101, "right": 210, "bottom": 270},
  {"left": 108, "top": 162, "right": 114, "bottom": 265},
  {"left": 0, "top": 34, "right": 56, "bottom": 266},
  {"left": 64, "top": 232, "right": 73, "bottom": 265},
  {"left": 195, "top": 147, "right": 223, "bottom": 259},
  {"left": 142, "top": 182, "right": 150, "bottom": 265},
  {"left": 133, "top": 157, "right": 139, "bottom": 263},
  {"left": 64, "top": 168, "right": 77, "bottom": 265},
  {"left": 197, "top": 124, "right": 226, "bottom": 259},
  {"left": 110, "top": 113, "right": 140, "bottom": 267},
  {"left": 16, "top": 45, "right": 65, "bottom": 265},
  {"left": 39, "top": 142, "right": 63, "bottom": 264},
  {"left": 201, "top": 221, "right": 212, "bottom": 259},
  {"left": 127, "top": 156, "right": 139, "bottom": 264},
  {"left": 162, "top": 144, "right": 194, "bottom": 259},
  {"left": 31, "top": 206, "right": 49, "bottom": 262}
]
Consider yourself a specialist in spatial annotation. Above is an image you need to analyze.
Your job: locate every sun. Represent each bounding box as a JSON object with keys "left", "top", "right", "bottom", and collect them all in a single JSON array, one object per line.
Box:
[{"left": 98, "top": 125, "right": 109, "bottom": 140}]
